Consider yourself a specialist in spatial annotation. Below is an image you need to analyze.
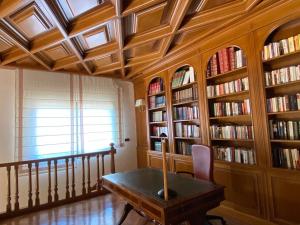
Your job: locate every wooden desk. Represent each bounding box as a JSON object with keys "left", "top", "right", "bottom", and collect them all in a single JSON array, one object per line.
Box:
[{"left": 103, "top": 168, "right": 224, "bottom": 225}]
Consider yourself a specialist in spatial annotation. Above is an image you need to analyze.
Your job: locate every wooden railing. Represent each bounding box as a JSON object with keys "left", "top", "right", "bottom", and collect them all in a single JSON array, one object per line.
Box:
[{"left": 0, "top": 143, "right": 116, "bottom": 220}]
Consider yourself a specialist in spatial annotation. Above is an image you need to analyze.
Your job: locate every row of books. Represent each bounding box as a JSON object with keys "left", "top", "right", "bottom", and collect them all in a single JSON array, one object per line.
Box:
[
  {"left": 266, "top": 94, "right": 300, "bottom": 113},
  {"left": 171, "top": 67, "right": 195, "bottom": 88},
  {"left": 173, "top": 85, "right": 198, "bottom": 103},
  {"left": 206, "top": 47, "right": 246, "bottom": 77},
  {"left": 272, "top": 148, "right": 299, "bottom": 169},
  {"left": 269, "top": 120, "right": 300, "bottom": 140},
  {"left": 265, "top": 65, "right": 300, "bottom": 87},
  {"left": 149, "top": 96, "right": 165, "bottom": 109},
  {"left": 149, "top": 78, "right": 164, "bottom": 95},
  {"left": 151, "top": 111, "right": 167, "bottom": 122},
  {"left": 175, "top": 123, "right": 200, "bottom": 138},
  {"left": 210, "top": 124, "right": 254, "bottom": 140},
  {"left": 210, "top": 99, "right": 251, "bottom": 117},
  {"left": 207, "top": 77, "right": 249, "bottom": 98},
  {"left": 173, "top": 106, "right": 199, "bottom": 120},
  {"left": 153, "top": 141, "right": 162, "bottom": 151},
  {"left": 213, "top": 146, "right": 256, "bottom": 165},
  {"left": 262, "top": 34, "right": 300, "bottom": 61},
  {"left": 151, "top": 126, "right": 168, "bottom": 137},
  {"left": 176, "top": 141, "right": 192, "bottom": 155}
]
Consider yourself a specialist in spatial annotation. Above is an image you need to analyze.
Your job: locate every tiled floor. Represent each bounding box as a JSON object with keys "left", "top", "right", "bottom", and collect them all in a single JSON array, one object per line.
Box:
[{"left": 0, "top": 194, "right": 232, "bottom": 225}]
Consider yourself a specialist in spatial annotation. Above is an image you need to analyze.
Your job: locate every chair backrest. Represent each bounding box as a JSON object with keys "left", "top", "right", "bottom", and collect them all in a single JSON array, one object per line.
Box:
[{"left": 192, "top": 145, "right": 214, "bottom": 182}]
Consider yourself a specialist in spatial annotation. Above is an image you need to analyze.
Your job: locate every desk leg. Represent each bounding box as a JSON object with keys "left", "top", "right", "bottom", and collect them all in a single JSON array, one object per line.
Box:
[{"left": 118, "top": 203, "right": 133, "bottom": 225}]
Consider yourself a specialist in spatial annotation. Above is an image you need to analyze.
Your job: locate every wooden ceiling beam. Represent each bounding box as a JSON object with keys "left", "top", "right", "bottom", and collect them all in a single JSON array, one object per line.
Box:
[
  {"left": 30, "top": 29, "right": 64, "bottom": 53},
  {"left": 179, "top": 1, "right": 246, "bottom": 32},
  {"left": 125, "top": 52, "right": 161, "bottom": 68},
  {"left": 1, "top": 48, "right": 27, "bottom": 66},
  {"left": 122, "top": 0, "right": 166, "bottom": 16},
  {"left": 84, "top": 41, "right": 119, "bottom": 61},
  {"left": 0, "top": 20, "right": 52, "bottom": 70},
  {"left": 42, "top": 0, "right": 92, "bottom": 74},
  {"left": 124, "top": 25, "right": 172, "bottom": 50},
  {"left": 113, "top": 0, "right": 126, "bottom": 77},
  {"left": 159, "top": 0, "right": 191, "bottom": 57},
  {"left": 68, "top": 2, "right": 116, "bottom": 38},
  {"left": 52, "top": 55, "right": 79, "bottom": 71},
  {"left": 93, "top": 62, "right": 122, "bottom": 75},
  {"left": 0, "top": 0, "right": 31, "bottom": 18}
]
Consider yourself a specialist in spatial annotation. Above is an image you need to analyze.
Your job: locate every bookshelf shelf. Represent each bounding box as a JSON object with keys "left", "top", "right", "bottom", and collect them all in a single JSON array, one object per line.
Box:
[
  {"left": 209, "top": 114, "right": 251, "bottom": 121},
  {"left": 149, "top": 121, "right": 167, "bottom": 124},
  {"left": 262, "top": 49, "right": 300, "bottom": 64},
  {"left": 262, "top": 25, "right": 300, "bottom": 171},
  {"left": 214, "top": 159, "right": 256, "bottom": 167},
  {"left": 207, "top": 90, "right": 249, "bottom": 100},
  {"left": 211, "top": 138, "right": 254, "bottom": 142},
  {"left": 174, "top": 137, "right": 201, "bottom": 140},
  {"left": 172, "top": 99, "right": 198, "bottom": 106},
  {"left": 173, "top": 119, "right": 200, "bottom": 123},
  {"left": 148, "top": 105, "right": 166, "bottom": 111},
  {"left": 172, "top": 81, "right": 197, "bottom": 91},
  {"left": 150, "top": 136, "right": 168, "bottom": 139},
  {"left": 206, "top": 66, "right": 247, "bottom": 81},
  {"left": 148, "top": 91, "right": 165, "bottom": 97},
  {"left": 265, "top": 80, "right": 300, "bottom": 89}
]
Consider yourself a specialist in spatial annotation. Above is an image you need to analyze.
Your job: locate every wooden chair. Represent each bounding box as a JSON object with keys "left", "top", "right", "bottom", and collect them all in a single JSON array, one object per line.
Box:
[{"left": 177, "top": 144, "right": 226, "bottom": 225}]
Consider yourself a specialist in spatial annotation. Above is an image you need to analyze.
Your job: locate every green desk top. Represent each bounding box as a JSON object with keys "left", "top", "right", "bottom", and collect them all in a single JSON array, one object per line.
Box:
[{"left": 103, "top": 168, "right": 224, "bottom": 208}]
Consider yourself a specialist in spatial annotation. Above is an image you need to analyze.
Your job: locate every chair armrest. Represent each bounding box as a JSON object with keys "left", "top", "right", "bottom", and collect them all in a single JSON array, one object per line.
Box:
[{"left": 176, "top": 171, "right": 194, "bottom": 177}]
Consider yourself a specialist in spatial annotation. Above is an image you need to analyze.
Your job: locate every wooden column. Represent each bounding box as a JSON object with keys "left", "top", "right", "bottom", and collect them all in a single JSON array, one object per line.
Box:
[
  {"left": 35, "top": 162, "right": 40, "bottom": 206},
  {"left": 161, "top": 139, "right": 168, "bottom": 201},
  {"left": 96, "top": 154, "right": 100, "bottom": 191}
]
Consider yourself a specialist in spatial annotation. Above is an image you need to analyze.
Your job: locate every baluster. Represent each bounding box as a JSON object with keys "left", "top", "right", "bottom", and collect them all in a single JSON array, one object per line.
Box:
[
  {"left": 48, "top": 160, "right": 52, "bottom": 203},
  {"left": 96, "top": 154, "right": 100, "bottom": 191},
  {"left": 110, "top": 143, "right": 116, "bottom": 174},
  {"left": 101, "top": 155, "right": 104, "bottom": 190},
  {"left": 54, "top": 160, "right": 59, "bottom": 201},
  {"left": 35, "top": 162, "right": 40, "bottom": 206},
  {"left": 82, "top": 156, "right": 86, "bottom": 195},
  {"left": 66, "top": 158, "right": 70, "bottom": 199},
  {"left": 87, "top": 156, "right": 91, "bottom": 193},
  {"left": 6, "top": 166, "right": 11, "bottom": 212},
  {"left": 14, "top": 165, "right": 19, "bottom": 211},
  {"left": 28, "top": 163, "right": 33, "bottom": 208},
  {"left": 71, "top": 157, "right": 76, "bottom": 198}
]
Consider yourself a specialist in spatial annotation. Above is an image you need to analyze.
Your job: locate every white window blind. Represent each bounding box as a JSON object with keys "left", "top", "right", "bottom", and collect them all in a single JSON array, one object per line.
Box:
[{"left": 16, "top": 70, "right": 122, "bottom": 161}]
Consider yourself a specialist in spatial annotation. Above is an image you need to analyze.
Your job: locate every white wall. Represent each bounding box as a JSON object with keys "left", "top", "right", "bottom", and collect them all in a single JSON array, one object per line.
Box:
[{"left": 0, "top": 69, "right": 137, "bottom": 213}]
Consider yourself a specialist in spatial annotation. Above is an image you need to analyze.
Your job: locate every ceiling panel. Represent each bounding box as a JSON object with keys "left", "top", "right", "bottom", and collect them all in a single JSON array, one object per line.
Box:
[
  {"left": 203, "top": 0, "right": 238, "bottom": 11},
  {"left": 42, "top": 42, "right": 73, "bottom": 61},
  {"left": 57, "top": 0, "right": 103, "bottom": 20},
  {"left": 8, "top": 2, "right": 54, "bottom": 40},
  {"left": 0, "top": 35, "right": 13, "bottom": 53}
]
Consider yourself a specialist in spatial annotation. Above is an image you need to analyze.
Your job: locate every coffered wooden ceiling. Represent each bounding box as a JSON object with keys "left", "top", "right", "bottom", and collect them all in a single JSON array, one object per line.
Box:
[{"left": 0, "top": 0, "right": 278, "bottom": 79}]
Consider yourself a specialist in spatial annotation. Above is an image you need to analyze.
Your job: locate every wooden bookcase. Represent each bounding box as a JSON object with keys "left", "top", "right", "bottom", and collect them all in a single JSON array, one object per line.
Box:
[
  {"left": 261, "top": 19, "right": 300, "bottom": 171},
  {"left": 146, "top": 76, "right": 169, "bottom": 152},
  {"left": 170, "top": 65, "right": 201, "bottom": 156},
  {"left": 205, "top": 46, "right": 256, "bottom": 166}
]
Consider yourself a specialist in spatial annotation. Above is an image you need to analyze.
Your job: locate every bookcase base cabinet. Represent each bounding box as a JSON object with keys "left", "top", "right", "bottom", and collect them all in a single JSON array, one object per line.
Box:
[{"left": 267, "top": 170, "right": 300, "bottom": 225}]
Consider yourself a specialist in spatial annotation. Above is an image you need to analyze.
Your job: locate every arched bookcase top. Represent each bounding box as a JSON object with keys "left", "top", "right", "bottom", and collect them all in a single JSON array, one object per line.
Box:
[
  {"left": 206, "top": 46, "right": 246, "bottom": 77},
  {"left": 148, "top": 76, "right": 164, "bottom": 95},
  {"left": 262, "top": 18, "right": 300, "bottom": 61},
  {"left": 171, "top": 64, "right": 196, "bottom": 89}
]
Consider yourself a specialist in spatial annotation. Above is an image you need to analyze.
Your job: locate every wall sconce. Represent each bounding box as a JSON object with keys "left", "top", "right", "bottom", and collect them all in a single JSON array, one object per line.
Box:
[{"left": 135, "top": 99, "right": 146, "bottom": 112}]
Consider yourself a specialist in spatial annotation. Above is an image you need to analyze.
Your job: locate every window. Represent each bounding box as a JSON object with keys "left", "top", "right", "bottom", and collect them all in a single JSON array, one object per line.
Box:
[{"left": 16, "top": 70, "right": 122, "bottom": 161}]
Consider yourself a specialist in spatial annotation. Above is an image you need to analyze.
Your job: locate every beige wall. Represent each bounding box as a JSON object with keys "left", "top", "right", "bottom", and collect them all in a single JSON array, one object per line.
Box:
[{"left": 0, "top": 69, "right": 137, "bottom": 213}]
